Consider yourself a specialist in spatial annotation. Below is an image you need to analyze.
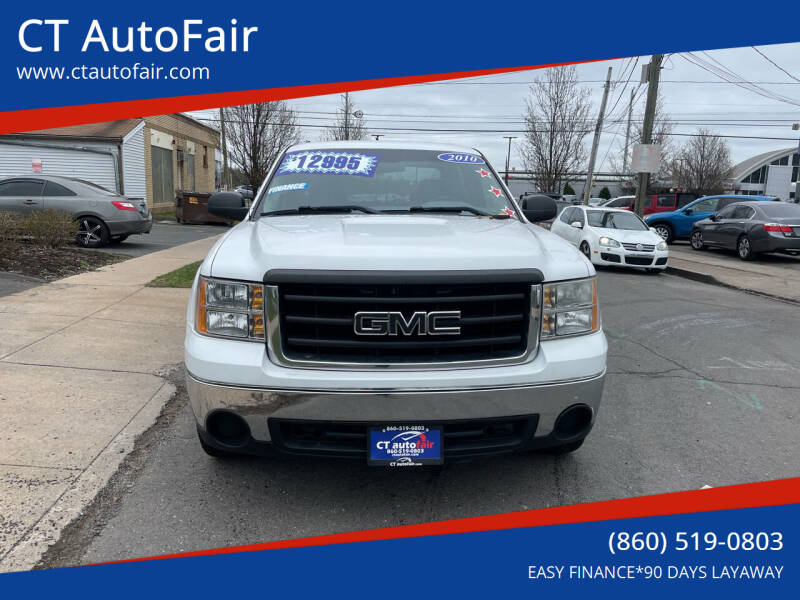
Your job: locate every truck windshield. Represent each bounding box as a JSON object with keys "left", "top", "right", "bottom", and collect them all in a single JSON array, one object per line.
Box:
[
  {"left": 259, "top": 148, "right": 516, "bottom": 218},
  {"left": 587, "top": 210, "right": 648, "bottom": 231}
]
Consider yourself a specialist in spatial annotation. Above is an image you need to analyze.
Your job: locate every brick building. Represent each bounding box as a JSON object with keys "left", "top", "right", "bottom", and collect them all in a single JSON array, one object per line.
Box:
[{"left": 0, "top": 113, "right": 220, "bottom": 209}]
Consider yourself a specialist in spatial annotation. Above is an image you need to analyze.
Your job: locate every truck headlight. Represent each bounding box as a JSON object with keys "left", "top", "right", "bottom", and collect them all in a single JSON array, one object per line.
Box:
[
  {"left": 598, "top": 236, "right": 620, "bottom": 248},
  {"left": 657, "top": 241, "right": 668, "bottom": 251},
  {"left": 541, "top": 278, "right": 599, "bottom": 339},
  {"left": 195, "top": 277, "right": 265, "bottom": 341}
]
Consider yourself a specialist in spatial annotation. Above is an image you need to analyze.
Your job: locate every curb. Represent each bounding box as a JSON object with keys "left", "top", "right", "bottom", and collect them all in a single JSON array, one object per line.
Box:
[
  {"left": 0, "top": 382, "right": 176, "bottom": 573},
  {"left": 666, "top": 265, "right": 800, "bottom": 306}
]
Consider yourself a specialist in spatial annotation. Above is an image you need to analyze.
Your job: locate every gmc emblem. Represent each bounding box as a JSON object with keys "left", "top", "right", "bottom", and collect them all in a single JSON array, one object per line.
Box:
[{"left": 354, "top": 311, "right": 461, "bottom": 336}]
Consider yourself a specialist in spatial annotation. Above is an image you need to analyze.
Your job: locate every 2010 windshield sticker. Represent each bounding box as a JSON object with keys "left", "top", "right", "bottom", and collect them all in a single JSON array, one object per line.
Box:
[
  {"left": 276, "top": 151, "right": 380, "bottom": 177},
  {"left": 437, "top": 152, "right": 485, "bottom": 164},
  {"left": 268, "top": 182, "right": 308, "bottom": 195}
]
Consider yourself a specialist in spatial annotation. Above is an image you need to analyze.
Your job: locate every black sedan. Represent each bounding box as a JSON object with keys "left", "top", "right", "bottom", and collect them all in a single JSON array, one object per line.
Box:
[{"left": 690, "top": 201, "right": 800, "bottom": 260}]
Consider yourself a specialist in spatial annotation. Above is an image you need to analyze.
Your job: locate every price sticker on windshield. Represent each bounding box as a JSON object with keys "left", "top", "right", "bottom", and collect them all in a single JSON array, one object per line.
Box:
[{"left": 276, "top": 151, "right": 380, "bottom": 177}]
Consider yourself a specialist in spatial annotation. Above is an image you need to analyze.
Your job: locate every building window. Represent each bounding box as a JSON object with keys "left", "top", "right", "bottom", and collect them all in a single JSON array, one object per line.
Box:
[
  {"left": 177, "top": 150, "right": 196, "bottom": 191},
  {"left": 185, "top": 153, "right": 195, "bottom": 191}
]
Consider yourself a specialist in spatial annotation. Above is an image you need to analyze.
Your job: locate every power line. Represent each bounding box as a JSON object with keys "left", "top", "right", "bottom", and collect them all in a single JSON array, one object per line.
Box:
[
  {"left": 193, "top": 116, "right": 800, "bottom": 141},
  {"left": 682, "top": 52, "right": 800, "bottom": 107},
  {"left": 416, "top": 79, "right": 800, "bottom": 85},
  {"left": 751, "top": 46, "right": 800, "bottom": 84}
]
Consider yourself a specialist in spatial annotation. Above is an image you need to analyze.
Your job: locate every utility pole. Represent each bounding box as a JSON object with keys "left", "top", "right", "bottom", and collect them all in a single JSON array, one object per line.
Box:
[
  {"left": 633, "top": 54, "right": 663, "bottom": 216},
  {"left": 622, "top": 88, "right": 635, "bottom": 173},
  {"left": 344, "top": 92, "right": 350, "bottom": 141},
  {"left": 582, "top": 66, "right": 613, "bottom": 205},
  {"left": 503, "top": 136, "right": 517, "bottom": 183},
  {"left": 218, "top": 107, "right": 229, "bottom": 190}
]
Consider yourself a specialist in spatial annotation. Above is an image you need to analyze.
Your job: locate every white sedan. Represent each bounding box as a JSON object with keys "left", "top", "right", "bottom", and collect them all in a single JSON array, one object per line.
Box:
[{"left": 550, "top": 205, "right": 669, "bottom": 272}]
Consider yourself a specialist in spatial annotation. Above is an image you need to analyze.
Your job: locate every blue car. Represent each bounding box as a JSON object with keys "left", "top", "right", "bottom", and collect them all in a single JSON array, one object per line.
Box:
[{"left": 644, "top": 195, "right": 778, "bottom": 243}]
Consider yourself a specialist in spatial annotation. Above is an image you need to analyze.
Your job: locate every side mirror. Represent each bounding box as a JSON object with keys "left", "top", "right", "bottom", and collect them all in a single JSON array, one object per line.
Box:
[
  {"left": 649, "top": 227, "right": 658, "bottom": 234},
  {"left": 570, "top": 221, "right": 583, "bottom": 229},
  {"left": 683, "top": 208, "right": 693, "bottom": 215},
  {"left": 208, "top": 192, "right": 248, "bottom": 220},
  {"left": 521, "top": 196, "right": 558, "bottom": 222}
]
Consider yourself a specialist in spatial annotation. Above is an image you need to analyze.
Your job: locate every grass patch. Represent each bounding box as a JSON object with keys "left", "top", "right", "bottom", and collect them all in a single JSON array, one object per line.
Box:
[
  {"left": 151, "top": 208, "right": 176, "bottom": 221},
  {"left": 147, "top": 261, "right": 201, "bottom": 288}
]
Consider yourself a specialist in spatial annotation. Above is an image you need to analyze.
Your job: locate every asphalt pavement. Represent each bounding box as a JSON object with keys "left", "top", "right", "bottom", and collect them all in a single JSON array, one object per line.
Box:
[
  {"left": 0, "top": 273, "right": 45, "bottom": 298},
  {"left": 97, "top": 221, "right": 227, "bottom": 258},
  {"left": 37, "top": 268, "right": 800, "bottom": 568}
]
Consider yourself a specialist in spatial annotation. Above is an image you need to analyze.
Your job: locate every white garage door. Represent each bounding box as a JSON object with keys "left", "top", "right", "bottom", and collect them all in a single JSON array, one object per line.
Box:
[{"left": 0, "top": 142, "right": 118, "bottom": 192}]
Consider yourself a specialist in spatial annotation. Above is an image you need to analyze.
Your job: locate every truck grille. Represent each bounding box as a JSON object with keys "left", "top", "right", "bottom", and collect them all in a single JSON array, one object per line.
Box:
[
  {"left": 269, "top": 416, "right": 539, "bottom": 458},
  {"left": 266, "top": 271, "right": 540, "bottom": 366}
]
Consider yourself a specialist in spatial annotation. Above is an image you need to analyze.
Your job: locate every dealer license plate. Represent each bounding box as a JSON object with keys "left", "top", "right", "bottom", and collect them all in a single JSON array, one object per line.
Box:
[{"left": 368, "top": 425, "right": 443, "bottom": 467}]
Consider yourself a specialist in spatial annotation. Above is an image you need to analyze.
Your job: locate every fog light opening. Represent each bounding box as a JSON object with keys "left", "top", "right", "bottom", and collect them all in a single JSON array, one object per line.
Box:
[
  {"left": 206, "top": 411, "right": 250, "bottom": 447},
  {"left": 554, "top": 404, "right": 593, "bottom": 440}
]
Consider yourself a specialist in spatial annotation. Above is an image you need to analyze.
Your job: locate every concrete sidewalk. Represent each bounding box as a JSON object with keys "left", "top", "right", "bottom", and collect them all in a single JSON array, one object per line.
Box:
[
  {"left": 0, "top": 234, "right": 220, "bottom": 572},
  {"left": 668, "top": 245, "right": 800, "bottom": 303}
]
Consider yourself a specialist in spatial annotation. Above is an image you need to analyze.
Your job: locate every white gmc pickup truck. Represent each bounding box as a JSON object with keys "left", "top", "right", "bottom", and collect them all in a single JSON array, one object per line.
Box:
[{"left": 185, "top": 142, "right": 607, "bottom": 466}]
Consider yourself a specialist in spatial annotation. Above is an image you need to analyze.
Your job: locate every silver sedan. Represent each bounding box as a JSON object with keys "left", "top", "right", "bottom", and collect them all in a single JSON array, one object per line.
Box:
[{"left": 0, "top": 175, "right": 152, "bottom": 247}]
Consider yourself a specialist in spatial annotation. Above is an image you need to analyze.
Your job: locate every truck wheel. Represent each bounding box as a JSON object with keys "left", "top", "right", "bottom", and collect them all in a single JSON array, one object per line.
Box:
[
  {"left": 198, "top": 432, "right": 239, "bottom": 458},
  {"left": 652, "top": 223, "right": 673, "bottom": 244},
  {"left": 547, "top": 438, "right": 585, "bottom": 455}
]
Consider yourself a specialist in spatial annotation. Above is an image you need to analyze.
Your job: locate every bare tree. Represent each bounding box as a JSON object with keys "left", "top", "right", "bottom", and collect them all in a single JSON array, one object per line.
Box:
[
  {"left": 611, "top": 93, "right": 674, "bottom": 193},
  {"left": 670, "top": 129, "right": 732, "bottom": 194},
  {"left": 520, "top": 66, "right": 592, "bottom": 193},
  {"left": 322, "top": 93, "right": 369, "bottom": 141},
  {"left": 220, "top": 101, "right": 300, "bottom": 193}
]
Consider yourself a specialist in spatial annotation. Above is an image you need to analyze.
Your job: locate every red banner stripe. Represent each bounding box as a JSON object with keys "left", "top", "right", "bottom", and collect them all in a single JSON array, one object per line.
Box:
[{"left": 0, "top": 61, "right": 600, "bottom": 135}]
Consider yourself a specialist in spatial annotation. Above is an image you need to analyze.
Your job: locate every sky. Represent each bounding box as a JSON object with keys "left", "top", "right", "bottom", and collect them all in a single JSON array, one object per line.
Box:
[{"left": 189, "top": 42, "right": 800, "bottom": 174}]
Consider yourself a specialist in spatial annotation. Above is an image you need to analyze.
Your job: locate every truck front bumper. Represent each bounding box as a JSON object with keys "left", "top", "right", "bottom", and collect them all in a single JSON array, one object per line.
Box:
[{"left": 187, "top": 370, "right": 605, "bottom": 459}]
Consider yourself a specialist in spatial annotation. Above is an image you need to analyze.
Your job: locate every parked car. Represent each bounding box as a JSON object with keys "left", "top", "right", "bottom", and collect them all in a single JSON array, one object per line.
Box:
[
  {"left": 597, "top": 192, "right": 700, "bottom": 215},
  {"left": 551, "top": 205, "right": 668, "bottom": 272},
  {"left": 644, "top": 195, "right": 778, "bottom": 243},
  {"left": 690, "top": 201, "right": 800, "bottom": 260},
  {"left": 187, "top": 141, "right": 607, "bottom": 463},
  {"left": 587, "top": 197, "right": 606, "bottom": 206},
  {"left": 0, "top": 175, "right": 152, "bottom": 247},
  {"left": 602, "top": 195, "right": 635, "bottom": 208},
  {"left": 234, "top": 185, "right": 254, "bottom": 201}
]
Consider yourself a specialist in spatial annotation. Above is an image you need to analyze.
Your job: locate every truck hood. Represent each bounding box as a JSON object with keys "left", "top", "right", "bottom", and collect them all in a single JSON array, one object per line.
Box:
[{"left": 207, "top": 214, "right": 591, "bottom": 282}]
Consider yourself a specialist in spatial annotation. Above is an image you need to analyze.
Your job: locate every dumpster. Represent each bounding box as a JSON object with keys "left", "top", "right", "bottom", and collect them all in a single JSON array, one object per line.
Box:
[{"left": 175, "top": 190, "right": 238, "bottom": 225}]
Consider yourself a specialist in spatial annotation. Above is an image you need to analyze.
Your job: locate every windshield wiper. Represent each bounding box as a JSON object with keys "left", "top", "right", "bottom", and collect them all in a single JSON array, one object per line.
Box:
[
  {"left": 261, "top": 205, "right": 378, "bottom": 216},
  {"left": 408, "top": 206, "right": 491, "bottom": 217}
]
